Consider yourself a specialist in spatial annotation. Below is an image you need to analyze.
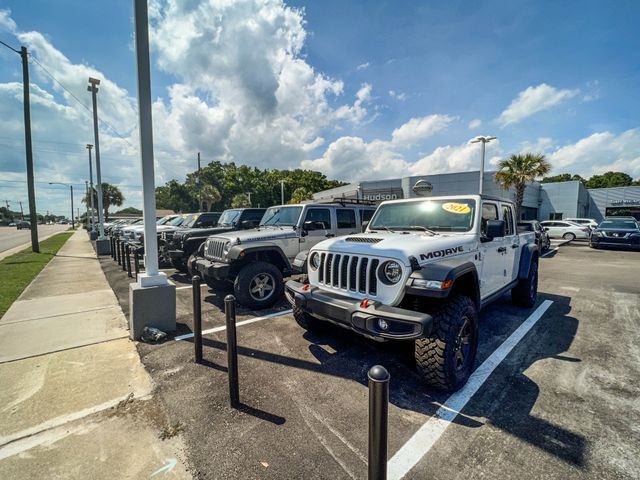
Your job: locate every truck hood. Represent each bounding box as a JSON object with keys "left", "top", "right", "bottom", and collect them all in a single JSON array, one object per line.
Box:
[
  {"left": 311, "top": 232, "right": 477, "bottom": 266},
  {"left": 209, "top": 226, "right": 298, "bottom": 244},
  {"left": 176, "top": 225, "right": 235, "bottom": 237}
]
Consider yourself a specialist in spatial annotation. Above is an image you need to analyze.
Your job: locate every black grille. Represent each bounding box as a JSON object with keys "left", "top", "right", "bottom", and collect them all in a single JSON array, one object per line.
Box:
[
  {"left": 345, "top": 237, "right": 383, "bottom": 243},
  {"left": 317, "top": 253, "right": 379, "bottom": 296}
]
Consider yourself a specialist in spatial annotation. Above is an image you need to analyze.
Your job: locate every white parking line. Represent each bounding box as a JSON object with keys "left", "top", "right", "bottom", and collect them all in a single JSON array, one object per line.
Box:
[
  {"left": 175, "top": 284, "right": 208, "bottom": 291},
  {"left": 387, "top": 300, "right": 553, "bottom": 480},
  {"left": 541, "top": 239, "right": 572, "bottom": 258},
  {"left": 173, "top": 309, "right": 293, "bottom": 341}
]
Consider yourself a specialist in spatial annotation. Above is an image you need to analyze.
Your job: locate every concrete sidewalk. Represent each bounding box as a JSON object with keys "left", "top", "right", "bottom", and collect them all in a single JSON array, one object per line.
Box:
[{"left": 0, "top": 230, "right": 190, "bottom": 479}]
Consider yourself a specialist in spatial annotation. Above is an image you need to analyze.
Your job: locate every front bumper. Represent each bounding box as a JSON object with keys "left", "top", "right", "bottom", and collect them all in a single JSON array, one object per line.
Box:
[
  {"left": 167, "top": 249, "right": 185, "bottom": 260},
  {"left": 591, "top": 237, "right": 640, "bottom": 249},
  {"left": 285, "top": 280, "right": 433, "bottom": 340},
  {"left": 194, "top": 258, "right": 231, "bottom": 280}
]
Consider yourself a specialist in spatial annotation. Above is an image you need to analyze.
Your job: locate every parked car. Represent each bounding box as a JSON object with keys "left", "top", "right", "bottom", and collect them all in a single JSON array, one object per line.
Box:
[
  {"left": 286, "top": 194, "right": 538, "bottom": 392},
  {"left": 589, "top": 217, "right": 640, "bottom": 250},
  {"left": 565, "top": 217, "right": 598, "bottom": 229},
  {"left": 8, "top": 222, "right": 16, "bottom": 227},
  {"left": 120, "top": 214, "right": 179, "bottom": 240},
  {"left": 539, "top": 220, "right": 590, "bottom": 240},
  {"left": 194, "top": 201, "right": 377, "bottom": 308},
  {"left": 518, "top": 220, "right": 550, "bottom": 251},
  {"left": 16, "top": 221, "right": 31, "bottom": 230},
  {"left": 165, "top": 208, "right": 265, "bottom": 273}
]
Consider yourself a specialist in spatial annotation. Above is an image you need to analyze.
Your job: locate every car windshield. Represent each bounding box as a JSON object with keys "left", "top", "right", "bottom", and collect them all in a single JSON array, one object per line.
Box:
[
  {"left": 184, "top": 214, "right": 199, "bottom": 227},
  {"left": 157, "top": 216, "right": 175, "bottom": 225},
  {"left": 260, "top": 206, "right": 303, "bottom": 226},
  {"left": 369, "top": 199, "right": 476, "bottom": 232},
  {"left": 599, "top": 219, "right": 639, "bottom": 229},
  {"left": 217, "top": 210, "right": 241, "bottom": 226}
]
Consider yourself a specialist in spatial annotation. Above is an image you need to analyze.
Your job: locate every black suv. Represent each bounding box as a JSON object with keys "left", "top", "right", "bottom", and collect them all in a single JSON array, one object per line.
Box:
[
  {"left": 164, "top": 208, "right": 266, "bottom": 272},
  {"left": 517, "top": 220, "right": 550, "bottom": 251},
  {"left": 590, "top": 217, "right": 640, "bottom": 250}
]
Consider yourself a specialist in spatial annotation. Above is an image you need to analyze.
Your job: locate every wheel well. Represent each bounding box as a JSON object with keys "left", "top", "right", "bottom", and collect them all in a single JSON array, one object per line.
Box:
[
  {"left": 236, "top": 250, "right": 288, "bottom": 273},
  {"left": 450, "top": 272, "right": 479, "bottom": 308}
]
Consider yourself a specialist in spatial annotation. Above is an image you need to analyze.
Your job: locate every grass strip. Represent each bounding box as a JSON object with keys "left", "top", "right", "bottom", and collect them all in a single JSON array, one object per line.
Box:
[{"left": 0, "top": 232, "right": 74, "bottom": 317}]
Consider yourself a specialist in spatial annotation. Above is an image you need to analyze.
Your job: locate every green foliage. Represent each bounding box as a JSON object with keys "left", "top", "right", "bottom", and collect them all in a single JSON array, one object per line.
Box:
[
  {"left": 584, "top": 171, "right": 634, "bottom": 189},
  {"left": 289, "top": 187, "right": 313, "bottom": 204},
  {"left": 156, "top": 160, "right": 345, "bottom": 211},
  {"left": 0, "top": 232, "right": 73, "bottom": 317},
  {"left": 82, "top": 183, "right": 125, "bottom": 220},
  {"left": 541, "top": 173, "right": 585, "bottom": 184},
  {"left": 201, "top": 184, "right": 222, "bottom": 211},
  {"left": 114, "top": 207, "right": 142, "bottom": 215},
  {"left": 495, "top": 153, "right": 552, "bottom": 216},
  {"left": 231, "top": 193, "right": 252, "bottom": 208}
]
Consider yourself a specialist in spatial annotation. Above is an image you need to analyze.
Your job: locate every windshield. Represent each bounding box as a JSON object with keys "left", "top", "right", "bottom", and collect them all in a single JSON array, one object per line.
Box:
[
  {"left": 184, "top": 214, "right": 199, "bottom": 227},
  {"left": 157, "top": 215, "right": 175, "bottom": 225},
  {"left": 369, "top": 199, "right": 476, "bottom": 232},
  {"left": 167, "top": 215, "right": 188, "bottom": 226},
  {"left": 218, "top": 210, "right": 242, "bottom": 226},
  {"left": 599, "top": 219, "right": 639, "bottom": 229},
  {"left": 260, "top": 206, "right": 303, "bottom": 226}
]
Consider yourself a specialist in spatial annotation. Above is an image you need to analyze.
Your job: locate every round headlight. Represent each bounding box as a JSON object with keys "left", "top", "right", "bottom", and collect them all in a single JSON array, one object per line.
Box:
[
  {"left": 309, "top": 252, "right": 320, "bottom": 270},
  {"left": 382, "top": 261, "right": 402, "bottom": 284}
]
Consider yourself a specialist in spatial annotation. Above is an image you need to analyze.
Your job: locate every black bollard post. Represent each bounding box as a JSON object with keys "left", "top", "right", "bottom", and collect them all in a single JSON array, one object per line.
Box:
[
  {"left": 368, "top": 365, "right": 389, "bottom": 480},
  {"left": 192, "top": 275, "right": 202, "bottom": 363},
  {"left": 224, "top": 294, "right": 240, "bottom": 408},
  {"left": 121, "top": 242, "right": 127, "bottom": 271},
  {"left": 116, "top": 239, "right": 121, "bottom": 265},
  {"left": 110, "top": 237, "right": 115, "bottom": 259},
  {"left": 126, "top": 245, "right": 132, "bottom": 277},
  {"left": 133, "top": 248, "right": 140, "bottom": 280}
]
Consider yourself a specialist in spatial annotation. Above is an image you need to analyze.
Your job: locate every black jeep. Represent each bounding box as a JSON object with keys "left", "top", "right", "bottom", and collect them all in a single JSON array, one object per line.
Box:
[{"left": 164, "top": 208, "right": 266, "bottom": 273}]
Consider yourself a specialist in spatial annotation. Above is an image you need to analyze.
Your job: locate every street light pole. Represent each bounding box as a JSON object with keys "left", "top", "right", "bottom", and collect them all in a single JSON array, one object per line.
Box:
[
  {"left": 87, "top": 78, "right": 108, "bottom": 250},
  {"left": 85, "top": 181, "right": 90, "bottom": 228},
  {"left": 86, "top": 144, "right": 96, "bottom": 235},
  {"left": 280, "top": 179, "right": 285, "bottom": 205},
  {"left": 470, "top": 136, "right": 497, "bottom": 195},
  {"left": 48, "top": 182, "right": 74, "bottom": 228}
]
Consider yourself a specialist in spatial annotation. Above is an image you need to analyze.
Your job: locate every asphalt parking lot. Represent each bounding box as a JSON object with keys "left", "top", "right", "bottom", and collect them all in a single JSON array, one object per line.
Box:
[{"left": 101, "top": 242, "right": 640, "bottom": 479}]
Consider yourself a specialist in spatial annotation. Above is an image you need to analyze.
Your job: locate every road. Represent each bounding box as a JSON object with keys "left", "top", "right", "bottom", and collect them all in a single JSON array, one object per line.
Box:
[{"left": 0, "top": 225, "right": 69, "bottom": 256}]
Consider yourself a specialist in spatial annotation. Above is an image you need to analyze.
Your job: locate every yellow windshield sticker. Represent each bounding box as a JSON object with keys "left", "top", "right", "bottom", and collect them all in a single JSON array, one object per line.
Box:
[{"left": 442, "top": 202, "right": 471, "bottom": 214}]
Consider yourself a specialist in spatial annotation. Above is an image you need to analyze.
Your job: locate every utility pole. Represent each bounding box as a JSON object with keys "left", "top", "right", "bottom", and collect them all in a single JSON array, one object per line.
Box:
[
  {"left": 197, "top": 151, "right": 202, "bottom": 211},
  {"left": 280, "top": 179, "right": 285, "bottom": 205},
  {"left": 86, "top": 144, "right": 96, "bottom": 236},
  {"left": 70, "top": 185, "right": 74, "bottom": 229},
  {"left": 19, "top": 201, "right": 24, "bottom": 220},
  {"left": 85, "top": 181, "right": 90, "bottom": 228},
  {"left": 88, "top": 78, "right": 109, "bottom": 253},
  {"left": 1, "top": 40, "right": 40, "bottom": 251}
]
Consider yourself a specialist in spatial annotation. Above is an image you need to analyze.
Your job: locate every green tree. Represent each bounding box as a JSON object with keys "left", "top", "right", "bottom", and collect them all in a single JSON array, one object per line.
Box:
[
  {"left": 201, "top": 184, "right": 222, "bottom": 212},
  {"left": 584, "top": 171, "right": 633, "bottom": 189},
  {"left": 289, "top": 187, "right": 313, "bottom": 204},
  {"left": 541, "top": 173, "right": 585, "bottom": 184},
  {"left": 114, "top": 207, "right": 142, "bottom": 215},
  {"left": 82, "top": 183, "right": 124, "bottom": 220},
  {"left": 155, "top": 180, "right": 198, "bottom": 213},
  {"left": 231, "top": 193, "right": 251, "bottom": 208},
  {"left": 495, "top": 153, "right": 551, "bottom": 218}
]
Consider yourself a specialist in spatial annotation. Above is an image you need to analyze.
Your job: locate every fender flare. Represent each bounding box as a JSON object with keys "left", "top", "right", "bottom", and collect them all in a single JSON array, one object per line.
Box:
[
  {"left": 518, "top": 243, "right": 539, "bottom": 280},
  {"left": 406, "top": 262, "right": 480, "bottom": 307},
  {"left": 227, "top": 244, "right": 292, "bottom": 271}
]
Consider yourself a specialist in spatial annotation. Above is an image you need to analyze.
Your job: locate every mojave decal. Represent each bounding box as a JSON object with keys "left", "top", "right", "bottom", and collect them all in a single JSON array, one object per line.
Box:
[{"left": 420, "top": 245, "right": 464, "bottom": 261}]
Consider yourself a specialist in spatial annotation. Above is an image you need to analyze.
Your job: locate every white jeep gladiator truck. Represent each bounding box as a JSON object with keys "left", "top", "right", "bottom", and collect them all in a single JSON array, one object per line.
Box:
[{"left": 285, "top": 194, "right": 539, "bottom": 392}]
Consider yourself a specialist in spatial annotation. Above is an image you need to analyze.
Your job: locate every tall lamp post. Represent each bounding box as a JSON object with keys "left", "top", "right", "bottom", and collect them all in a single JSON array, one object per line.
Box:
[
  {"left": 87, "top": 78, "right": 110, "bottom": 254},
  {"left": 0, "top": 40, "right": 39, "bottom": 252},
  {"left": 85, "top": 181, "right": 90, "bottom": 229},
  {"left": 86, "top": 144, "right": 96, "bottom": 238},
  {"left": 470, "top": 135, "right": 497, "bottom": 195},
  {"left": 49, "top": 182, "right": 74, "bottom": 229}
]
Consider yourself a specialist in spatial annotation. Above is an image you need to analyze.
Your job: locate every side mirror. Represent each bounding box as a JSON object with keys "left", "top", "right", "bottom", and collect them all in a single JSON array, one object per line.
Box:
[
  {"left": 303, "top": 220, "right": 316, "bottom": 231},
  {"left": 483, "top": 220, "right": 505, "bottom": 241},
  {"left": 544, "top": 227, "right": 550, "bottom": 232},
  {"left": 361, "top": 221, "right": 369, "bottom": 233}
]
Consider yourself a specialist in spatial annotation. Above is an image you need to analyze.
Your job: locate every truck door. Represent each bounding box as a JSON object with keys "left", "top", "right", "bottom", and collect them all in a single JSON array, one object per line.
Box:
[
  {"left": 500, "top": 203, "right": 519, "bottom": 282},
  {"left": 479, "top": 201, "right": 505, "bottom": 297},
  {"left": 300, "top": 207, "right": 333, "bottom": 255}
]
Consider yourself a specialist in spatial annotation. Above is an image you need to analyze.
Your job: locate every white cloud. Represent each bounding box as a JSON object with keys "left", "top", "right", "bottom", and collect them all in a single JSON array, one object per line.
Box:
[
  {"left": 519, "top": 137, "right": 554, "bottom": 154},
  {"left": 0, "top": 8, "right": 16, "bottom": 33},
  {"left": 497, "top": 83, "right": 579, "bottom": 127},
  {"left": 468, "top": 118, "right": 482, "bottom": 129},
  {"left": 356, "top": 62, "right": 370, "bottom": 70},
  {"left": 408, "top": 139, "right": 501, "bottom": 176},
  {"left": 389, "top": 90, "right": 407, "bottom": 101},
  {"left": 391, "top": 114, "right": 454, "bottom": 147},
  {"left": 548, "top": 129, "right": 640, "bottom": 178}
]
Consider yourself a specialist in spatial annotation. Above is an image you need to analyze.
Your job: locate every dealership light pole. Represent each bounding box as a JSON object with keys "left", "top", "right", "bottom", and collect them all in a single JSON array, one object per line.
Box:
[
  {"left": 49, "top": 182, "right": 74, "bottom": 229},
  {"left": 84, "top": 181, "right": 90, "bottom": 227},
  {"left": 129, "top": 0, "right": 176, "bottom": 340},
  {"left": 86, "top": 144, "right": 97, "bottom": 238},
  {"left": 470, "top": 135, "right": 496, "bottom": 195},
  {"left": 87, "top": 77, "right": 110, "bottom": 253},
  {"left": 0, "top": 40, "right": 39, "bottom": 252},
  {"left": 280, "top": 179, "right": 285, "bottom": 205}
]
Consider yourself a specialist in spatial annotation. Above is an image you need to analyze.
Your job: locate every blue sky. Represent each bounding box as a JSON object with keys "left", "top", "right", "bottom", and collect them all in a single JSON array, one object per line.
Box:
[{"left": 1, "top": 0, "right": 639, "bottom": 215}]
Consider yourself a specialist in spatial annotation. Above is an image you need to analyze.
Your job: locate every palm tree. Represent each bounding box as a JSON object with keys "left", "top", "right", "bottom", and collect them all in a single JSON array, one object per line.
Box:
[
  {"left": 82, "top": 183, "right": 124, "bottom": 220},
  {"left": 231, "top": 193, "right": 251, "bottom": 208},
  {"left": 495, "top": 153, "right": 551, "bottom": 218},
  {"left": 200, "top": 184, "right": 221, "bottom": 212}
]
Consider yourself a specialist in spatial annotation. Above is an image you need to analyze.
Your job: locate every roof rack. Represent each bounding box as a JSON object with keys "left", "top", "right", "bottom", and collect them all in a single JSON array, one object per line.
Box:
[{"left": 315, "top": 197, "right": 377, "bottom": 206}]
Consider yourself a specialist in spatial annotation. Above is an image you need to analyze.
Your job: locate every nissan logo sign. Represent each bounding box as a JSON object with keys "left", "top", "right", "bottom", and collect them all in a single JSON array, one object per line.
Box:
[{"left": 413, "top": 180, "right": 433, "bottom": 196}]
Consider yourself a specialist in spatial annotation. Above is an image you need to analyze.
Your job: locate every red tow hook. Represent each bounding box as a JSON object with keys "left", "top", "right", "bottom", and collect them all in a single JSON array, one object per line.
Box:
[
  {"left": 361, "top": 298, "right": 370, "bottom": 308},
  {"left": 302, "top": 284, "right": 310, "bottom": 291}
]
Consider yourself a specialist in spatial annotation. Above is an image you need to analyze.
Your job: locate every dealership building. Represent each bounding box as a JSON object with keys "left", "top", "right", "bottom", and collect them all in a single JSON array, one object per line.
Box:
[{"left": 313, "top": 171, "right": 640, "bottom": 221}]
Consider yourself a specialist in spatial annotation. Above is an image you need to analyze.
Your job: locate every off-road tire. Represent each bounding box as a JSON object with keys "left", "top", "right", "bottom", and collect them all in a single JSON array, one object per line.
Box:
[
  {"left": 293, "top": 306, "right": 325, "bottom": 332},
  {"left": 511, "top": 258, "right": 538, "bottom": 307},
  {"left": 415, "top": 294, "right": 478, "bottom": 392},
  {"left": 234, "top": 261, "right": 283, "bottom": 309},
  {"left": 186, "top": 253, "right": 198, "bottom": 277},
  {"left": 562, "top": 232, "right": 576, "bottom": 241},
  {"left": 589, "top": 242, "right": 598, "bottom": 249},
  {"left": 170, "top": 257, "right": 187, "bottom": 272}
]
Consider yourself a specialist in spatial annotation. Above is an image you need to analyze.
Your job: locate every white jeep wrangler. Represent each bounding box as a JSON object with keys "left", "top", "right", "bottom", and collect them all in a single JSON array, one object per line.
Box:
[{"left": 285, "top": 195, "right": 539, "bottom": 392}]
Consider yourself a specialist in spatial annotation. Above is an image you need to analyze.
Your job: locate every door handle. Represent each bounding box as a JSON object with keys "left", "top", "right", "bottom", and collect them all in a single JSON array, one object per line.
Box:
[
  {"left": 497, "top": 246, "right": 507, "bottom": 253},
  {"left": 511, "top": 244, "right": 518, "bottom": 249}
]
